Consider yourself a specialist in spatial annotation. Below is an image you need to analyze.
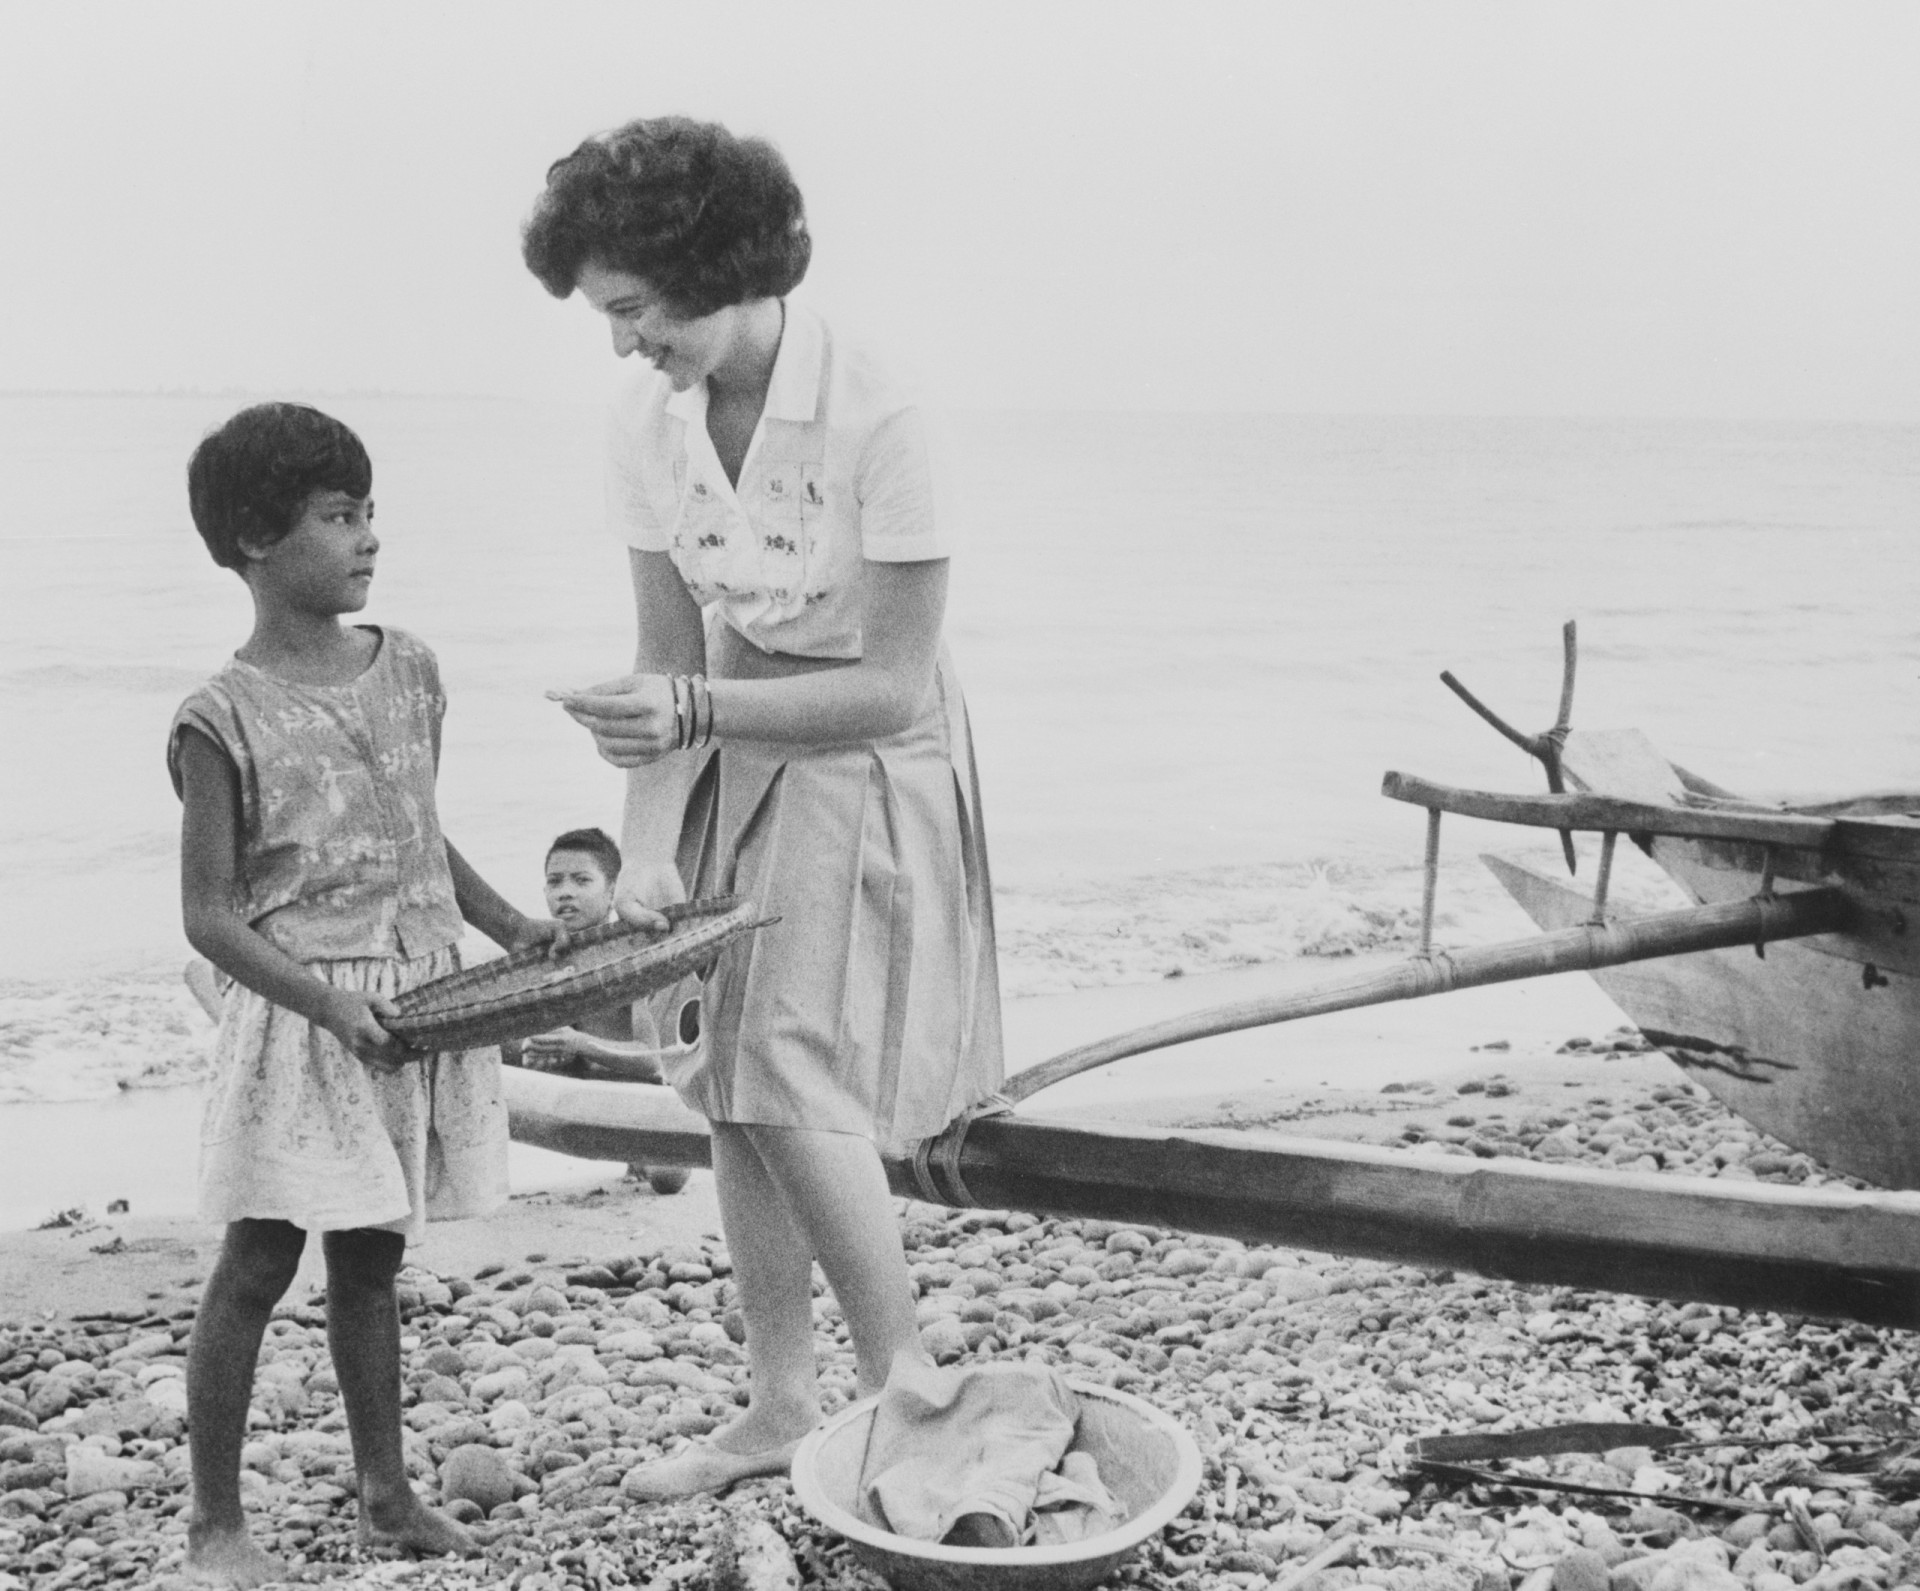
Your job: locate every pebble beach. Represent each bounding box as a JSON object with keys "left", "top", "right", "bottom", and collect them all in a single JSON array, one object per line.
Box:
[{"left": 5, "top": 1051, "right": 1919, "bottom": 1591}]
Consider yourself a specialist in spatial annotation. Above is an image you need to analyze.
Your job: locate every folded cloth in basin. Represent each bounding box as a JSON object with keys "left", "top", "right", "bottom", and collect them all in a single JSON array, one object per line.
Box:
[
  {"left": 858, "top": 1358, "right": 1119, "bottom": 1547},
  {"left": 1031, "top": 1450, "right": 1121, "bottom": 1545}
]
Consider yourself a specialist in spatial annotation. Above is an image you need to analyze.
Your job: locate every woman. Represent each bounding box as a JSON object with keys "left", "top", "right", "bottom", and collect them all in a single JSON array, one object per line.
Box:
[{"left": 522, "top": 116, "right": 1004, "bottom": 1501}]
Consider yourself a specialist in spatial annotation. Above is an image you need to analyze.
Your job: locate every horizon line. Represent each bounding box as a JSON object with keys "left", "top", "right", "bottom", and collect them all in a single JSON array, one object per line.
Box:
[{"left": 0, "top": 389, "right": 1916, "bottom": 429}]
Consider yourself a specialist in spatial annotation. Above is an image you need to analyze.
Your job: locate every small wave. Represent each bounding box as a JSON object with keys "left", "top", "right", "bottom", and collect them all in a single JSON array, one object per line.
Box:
[
  {"left": 0, "top": 826, "right": 175, "bottom": 871},
  {"left": 0, "top": 974, "right": 213, "bottom": 1104},
  {"left": 0, "top": 846, "right": 1668, "bottom": 1101},
  {"left": 994, "top": 858, "right": 1426, "bottom": 998},
  {"left": 0, "top": 662, "right": 210, "bottom": 694}
]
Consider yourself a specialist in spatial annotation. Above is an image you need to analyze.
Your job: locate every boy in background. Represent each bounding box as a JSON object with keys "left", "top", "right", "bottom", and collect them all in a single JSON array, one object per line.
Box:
[{"left": 517, "top": 828, "right": 694, "bottom": 1195}]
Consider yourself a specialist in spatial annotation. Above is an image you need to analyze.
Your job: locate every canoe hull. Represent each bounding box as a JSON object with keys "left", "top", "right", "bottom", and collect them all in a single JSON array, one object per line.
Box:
[
  {"left": 1530, "top": 728, "right": 1920, "bottom": 1190},
  {"left": 1484, "top": 854, "right": 1920, "bottom": 1191},
  {"left": 503, "top": 1068, "right": 1920, "bottom": 1328}
]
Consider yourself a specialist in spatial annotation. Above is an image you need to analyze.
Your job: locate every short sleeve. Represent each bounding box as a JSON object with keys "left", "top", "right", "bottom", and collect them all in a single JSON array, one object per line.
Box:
[
  {"left": 605, "top": 380, "right": 677, "bottom": 553},
  {"left": 854, "top": 406, "right": 952, "bottom": 563},
  {"left": 167, "top": 686, "right": 242, "bottom": 799},
  {"left": 388, "top": 629, "right": 447, "bottom": 736}
]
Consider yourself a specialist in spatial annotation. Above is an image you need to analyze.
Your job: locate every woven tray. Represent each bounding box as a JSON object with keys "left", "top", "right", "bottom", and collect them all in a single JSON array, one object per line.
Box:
[{"left": 386, "top": 895, "right": 773, "bottom": 1052}]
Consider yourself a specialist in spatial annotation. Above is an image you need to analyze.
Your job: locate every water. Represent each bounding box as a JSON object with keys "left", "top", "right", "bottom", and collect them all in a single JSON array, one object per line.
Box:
[{"left": 4, "top": 394, "right": 1919, "bottom": 1114}]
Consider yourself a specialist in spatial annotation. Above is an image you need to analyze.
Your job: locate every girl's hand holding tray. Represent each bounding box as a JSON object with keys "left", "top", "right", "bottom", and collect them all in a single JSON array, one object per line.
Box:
[
  {"left": 385, "top": 895, "right": 775, "bottom": 1054},
  {"left": 320, "top": 987, "right": 418, "bottom": 1073}
]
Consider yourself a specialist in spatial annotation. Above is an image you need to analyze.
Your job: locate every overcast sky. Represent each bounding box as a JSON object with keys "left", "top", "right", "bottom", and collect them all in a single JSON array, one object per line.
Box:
[{"left": 3, "top": 2, "right": 1917, "bottom": 418}]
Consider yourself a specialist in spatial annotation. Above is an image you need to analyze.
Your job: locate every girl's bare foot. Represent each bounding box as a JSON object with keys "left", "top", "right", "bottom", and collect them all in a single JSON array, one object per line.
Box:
[
  {"left": 357, "top": 1489, "right": 480, "bottom": 1558},
  {"left": 184, "top": 1522, "right": 285, "bottom": 1588}
]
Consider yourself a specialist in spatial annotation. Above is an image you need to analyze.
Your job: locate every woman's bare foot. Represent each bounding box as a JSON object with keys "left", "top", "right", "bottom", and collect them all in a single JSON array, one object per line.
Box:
[
  {"left": 621, "top": 1402, "right": 819, "bottom": 1503},
  {"left": 184, "top": 1522, "right": 285, "bottom": 1588},
  {"left": 708, "top": 1398, "right": 818, "bottom": 1458},
  {"left": 356, "top": 1489, "right": 480, "bottom": 1558}
]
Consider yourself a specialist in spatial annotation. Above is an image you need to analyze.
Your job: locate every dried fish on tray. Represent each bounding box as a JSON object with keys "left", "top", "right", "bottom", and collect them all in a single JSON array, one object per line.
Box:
[{"left": 386, "top": 895, "right": 774, "bottom": 1052}]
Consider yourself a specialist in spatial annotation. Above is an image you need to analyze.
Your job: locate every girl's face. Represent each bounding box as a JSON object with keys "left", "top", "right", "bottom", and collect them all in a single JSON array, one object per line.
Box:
[
  {"left": 575, "top": 261, "right": 740, "bottom": 392},
  {"left": 243, "top": 490, "right": 378, "bottom": 615},
  {"left": 544, "top": 850, "right": 615, "bottom": 930}
]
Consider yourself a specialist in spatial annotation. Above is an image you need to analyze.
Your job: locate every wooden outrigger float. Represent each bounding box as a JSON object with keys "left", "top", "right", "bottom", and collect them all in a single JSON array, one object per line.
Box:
[{"left": 504, "top": 626, "right": 1920, "bottom": 1329}]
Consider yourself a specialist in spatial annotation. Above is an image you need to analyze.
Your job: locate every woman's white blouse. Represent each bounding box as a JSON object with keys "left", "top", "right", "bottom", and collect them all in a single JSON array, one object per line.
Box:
[{"left": 605, "top": 303, "right": 950, "bottom": 660}]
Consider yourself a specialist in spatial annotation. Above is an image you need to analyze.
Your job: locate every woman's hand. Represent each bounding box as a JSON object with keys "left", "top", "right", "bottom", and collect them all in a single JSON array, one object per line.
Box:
[
  {"left": 613, "top": 862, "right": 685, "bottom": 933},
  {"left": 522, "top": 1027, "right": 596, "bottom": 1071},
  {"left": 320, "top": 989, "right": 415, "bottom": 1073},
  {"left": 548, "top": 674, "right": 680, "bottom": 767}
]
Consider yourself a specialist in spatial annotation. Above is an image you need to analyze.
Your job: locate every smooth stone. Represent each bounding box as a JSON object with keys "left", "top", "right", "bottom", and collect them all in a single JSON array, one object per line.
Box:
[
  {"left": 441, "top": 1444, "right": 515, "bottom": 1515},
  {"left": 472, "top": 1367, "right": 531, "bottom": 1403},
  {"left": 921, "top": 1317, "right": 967, "bottom": 1363},
  {"left": 1553, "top": 1548, "right": 1610, "bottom": 1591},
  {"left": 422, "top": 1346, "right": 467, "bottom": 1379},
  {"left": 1646, "top": 1561, "right": 1740, "bottom": 1591},
  {"left": 65, "top": 1448, "right": 160, "bottom": 1498}
]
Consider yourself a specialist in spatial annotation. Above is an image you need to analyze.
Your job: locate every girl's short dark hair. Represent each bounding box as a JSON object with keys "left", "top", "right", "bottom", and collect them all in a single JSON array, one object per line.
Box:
[
  {"left": 187, "top": 403, "right": 371, "bottom": 573},
  {"left": 521, "top": 116, "right": 811, "bottom": 316},
  {"left": 546, "top": 827, "right": 623, "bottom": 881}
]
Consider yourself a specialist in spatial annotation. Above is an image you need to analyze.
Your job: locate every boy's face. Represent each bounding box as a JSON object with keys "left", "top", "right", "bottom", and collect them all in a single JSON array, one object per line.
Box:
[
  {"left": 544, "top": 850, "right": 615, "bottom": 930},
  {"left": 244, "top": 490, "right": 378, "bottom": 614}
]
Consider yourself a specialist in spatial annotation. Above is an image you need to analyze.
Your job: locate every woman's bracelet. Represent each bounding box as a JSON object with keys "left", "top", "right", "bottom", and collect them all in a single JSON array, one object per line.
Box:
[
  {"left": 666, "top": 674, "right": 717, "bottom": 752},
  {"left": 691, "top": 673, "right": 715, "bottom": 749},
  {"left": 669, "top": 674, "right": 690, "bottom": 752}
]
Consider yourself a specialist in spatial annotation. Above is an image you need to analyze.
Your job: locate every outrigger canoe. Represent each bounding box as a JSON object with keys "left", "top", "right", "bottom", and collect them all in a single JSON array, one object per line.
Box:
[{"left": 504, "top": 627, "right": 1920, "bottom": 1329}]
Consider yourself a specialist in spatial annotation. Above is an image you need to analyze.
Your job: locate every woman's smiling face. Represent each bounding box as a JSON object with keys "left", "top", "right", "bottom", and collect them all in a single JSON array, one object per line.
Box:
[{"left": 575, "top": 261, "right": 734, "bottom": 391}]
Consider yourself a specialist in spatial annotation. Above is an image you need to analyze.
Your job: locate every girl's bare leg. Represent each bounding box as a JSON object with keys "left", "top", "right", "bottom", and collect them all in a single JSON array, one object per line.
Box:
[
  {"left": 322, "top": 1228, "right": 475, "bottom": 1557},
  {"left": 742, "top": 1123, "right": 925, "bottom": 1398},
  {"left": 186, "top": 1218, "right": 305, "bottom": 1587}
]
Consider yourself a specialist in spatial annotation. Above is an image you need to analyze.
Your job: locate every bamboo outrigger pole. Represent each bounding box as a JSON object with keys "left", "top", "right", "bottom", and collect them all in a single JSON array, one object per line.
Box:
[{"left": 1000, "top": 886, "right": 1852, "bottom": 1105}]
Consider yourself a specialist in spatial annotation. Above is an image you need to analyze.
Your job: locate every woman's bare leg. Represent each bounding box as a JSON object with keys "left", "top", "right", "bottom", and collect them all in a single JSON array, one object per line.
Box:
[
  {"left": 705, "top": 1120, "right": 824, "bottom": 1451},
  {"left": 742, "top": 1123, "right": 925, "bottom": 1398},
  {"left": 185, "top": 1218, "right": 305, "bottom": 1587},
  {"left": 620, "top": 1122, "right": 823, "bottom": 1499},
  {"left": 622, "top": 1122, "right": 928, "bottom": 1501}
]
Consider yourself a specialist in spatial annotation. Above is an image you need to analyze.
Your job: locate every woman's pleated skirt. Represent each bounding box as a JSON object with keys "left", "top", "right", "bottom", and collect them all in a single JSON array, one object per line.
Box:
[{"left": 669, "top": 643, "right": 1004, "bottom": 1154}]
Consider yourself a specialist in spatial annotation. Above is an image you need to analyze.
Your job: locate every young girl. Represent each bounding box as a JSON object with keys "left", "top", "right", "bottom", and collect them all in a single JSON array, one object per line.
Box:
[{"left": 170, "top": 402, "right": 556, "bottom": 1586}]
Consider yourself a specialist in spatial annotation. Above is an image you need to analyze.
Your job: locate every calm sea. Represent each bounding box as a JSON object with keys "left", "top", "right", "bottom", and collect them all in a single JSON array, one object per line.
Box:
[{"left": 4, "top": 393, "right": 1918, "bottom": 1104}]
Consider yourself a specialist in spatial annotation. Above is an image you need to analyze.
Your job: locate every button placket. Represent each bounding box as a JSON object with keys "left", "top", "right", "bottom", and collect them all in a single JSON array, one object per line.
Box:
[{"left": 755, "top": 463, "right": 808, "bottom": 605}]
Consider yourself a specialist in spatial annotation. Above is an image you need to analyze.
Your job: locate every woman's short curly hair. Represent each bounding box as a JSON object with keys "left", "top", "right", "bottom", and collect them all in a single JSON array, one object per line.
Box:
[
  {"left": 521, "top": 116, "right": 811, "bottom": 316},
  {"left": 186, "top": 402, "right": 371, "bottom": 574}
]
